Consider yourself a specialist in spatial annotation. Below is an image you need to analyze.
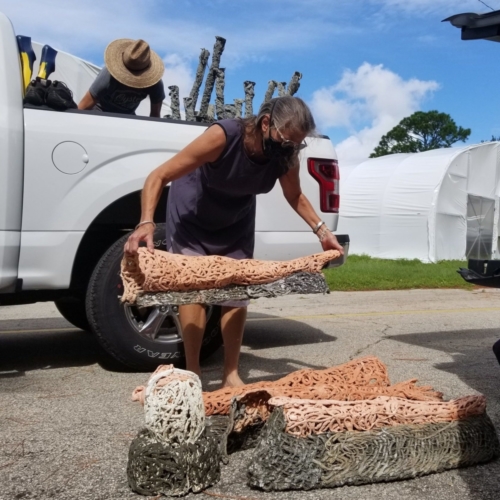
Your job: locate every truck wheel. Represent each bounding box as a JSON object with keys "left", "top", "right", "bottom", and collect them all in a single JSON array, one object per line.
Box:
[
  {"left": 54, "top": 296, "right": 90, "bottom": 331},
  {"left": 86, "top": 224, "right": 223, "bottom": 371}
]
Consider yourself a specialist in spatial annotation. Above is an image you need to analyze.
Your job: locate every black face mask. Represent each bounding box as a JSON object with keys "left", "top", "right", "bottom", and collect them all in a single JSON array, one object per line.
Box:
[{"left": 262, "top": 133, "right": 295, "bottom": 160}]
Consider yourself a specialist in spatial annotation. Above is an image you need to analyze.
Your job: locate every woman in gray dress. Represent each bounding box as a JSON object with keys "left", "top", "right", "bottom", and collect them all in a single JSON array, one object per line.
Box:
[{"left": 125, "top": 96, "right": 343, "bottom": 387}]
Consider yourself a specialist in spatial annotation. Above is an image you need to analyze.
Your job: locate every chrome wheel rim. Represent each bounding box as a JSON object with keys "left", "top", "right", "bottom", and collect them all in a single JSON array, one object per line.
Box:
[{"left": 124, "top": 303, "right": 213, "bottom": 344}]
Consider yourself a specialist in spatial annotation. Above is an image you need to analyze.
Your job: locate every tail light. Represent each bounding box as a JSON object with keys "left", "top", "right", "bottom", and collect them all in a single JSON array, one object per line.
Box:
[{"left": 307, "top": 158, "right": 339, "bottom": 213}]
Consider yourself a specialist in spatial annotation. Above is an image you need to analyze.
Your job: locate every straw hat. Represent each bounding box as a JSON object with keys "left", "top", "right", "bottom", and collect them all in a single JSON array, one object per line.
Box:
[{"left": 104, "top": 39, "right": 164, "bottom": 88}]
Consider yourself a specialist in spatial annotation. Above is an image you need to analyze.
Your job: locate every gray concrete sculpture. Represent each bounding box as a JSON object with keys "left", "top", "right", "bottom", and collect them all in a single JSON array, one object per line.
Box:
[
  {"left": 183, "top": 97, "right": 195, "bottom": 122},
  {"left": 243, "top": 81, "right": 255, "bottom": 117},
  {"left": 287, "top": 72, "right": 302, "bottom": 96},
  {"left": 215, "top": 68, "right": 226, "bottom": 120},
  {"left": 277, "top": 81, "right": 287, "bottom": 97},
  {"left": 207, "top": 104, "right": 215, "bottom": 121},
  {"left": 224, "top": 104, "right": 237, "bottom": 119},
  {"left": 264, "top": 80, "right": 278, "bottom": 102},
  {"left": 189, "top": 48, "right": 210, "bottom": 111},
  {"left": 233, "top": 99, "right": 243, "bottom": 118},
  {"left": 199, "top": 36, "right": 226, "bottom": 118},
  {"left": 168, "top": 85, "right": 181, "bottom": 120}
]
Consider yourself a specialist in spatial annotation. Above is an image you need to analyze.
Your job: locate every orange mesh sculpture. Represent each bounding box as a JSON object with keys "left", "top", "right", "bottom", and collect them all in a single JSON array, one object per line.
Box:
[
  {"left": 121, "top": 247, "right": 340, "bottom": 303},
  {"left": 202, "top": 356, "right": 442, "bottom": 416},
  {"left": 132, "top": 357, "right": 443, "bottom": 419},
  {"left": 129, "top": 358, "right": 497, "bottom": 493},
  {"left": 268, "top": 395, "right": 486, "bottom": 437},
  {"left": 230, "top": 379, "right": 445, "bottom": 432}
]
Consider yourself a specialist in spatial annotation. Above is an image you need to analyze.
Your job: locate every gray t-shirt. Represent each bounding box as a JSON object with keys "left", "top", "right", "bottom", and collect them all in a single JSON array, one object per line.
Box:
[{"left": 89, "top": 67, "right": 165, "bottom": 114}]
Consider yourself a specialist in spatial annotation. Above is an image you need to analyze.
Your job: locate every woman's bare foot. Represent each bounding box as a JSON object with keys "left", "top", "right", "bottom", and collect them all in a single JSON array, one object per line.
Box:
[{"left": 221, "top": 371, "right": 245, "bottom": 388}]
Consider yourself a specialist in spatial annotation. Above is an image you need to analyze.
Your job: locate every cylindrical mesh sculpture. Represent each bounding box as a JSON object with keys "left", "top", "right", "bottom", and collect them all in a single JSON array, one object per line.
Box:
[
  {"left": 248, "top": 409, "right": 500, "bottom": 491},
  {"left": 144, "top": 366, "right": 205, "bottom": 444},
  {"left": 121, "top": 247, "right": 340, "bottom": 303},
  {"left": 128, "top": 357, "right": 499, "bottom": 493},
  {"left": 127, "top": 366, "right": 223, "bottom": 497}
]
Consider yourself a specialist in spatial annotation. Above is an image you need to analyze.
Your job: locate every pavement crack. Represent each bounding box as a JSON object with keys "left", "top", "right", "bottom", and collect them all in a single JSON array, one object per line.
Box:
[{"left": 350, "top": 324, "right": 392, "bottom": 360}]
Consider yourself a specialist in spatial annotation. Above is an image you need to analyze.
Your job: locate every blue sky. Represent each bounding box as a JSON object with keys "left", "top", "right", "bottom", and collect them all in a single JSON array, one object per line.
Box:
[{"left": 3, "top": 0, "right": 500, "bottom": 162}]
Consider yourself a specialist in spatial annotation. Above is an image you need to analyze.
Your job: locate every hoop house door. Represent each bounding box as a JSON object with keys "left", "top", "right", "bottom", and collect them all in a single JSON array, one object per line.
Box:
[{"left": 466, "top": 194, "right": 495, "bottom": 260}]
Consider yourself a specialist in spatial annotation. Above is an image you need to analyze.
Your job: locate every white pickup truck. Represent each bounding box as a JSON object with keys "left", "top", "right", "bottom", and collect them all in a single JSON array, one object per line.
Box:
[{"left": 0, "top": 12, "right": 348, "bottom": 370}]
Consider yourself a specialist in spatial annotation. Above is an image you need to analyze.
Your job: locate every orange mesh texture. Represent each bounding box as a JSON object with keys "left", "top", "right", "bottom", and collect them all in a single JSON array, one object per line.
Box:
[
  {"left": 269, "top": 395, "right": 486, "bottom": 436},
  {"left": 231, "top": 378, "right": 444, "bottom": 432},
  {"left": 121, "top": 247, "right": 340, "bottom": 303},
  {"left": 202, "top": 356, "right": 442, "bottom": 416}
]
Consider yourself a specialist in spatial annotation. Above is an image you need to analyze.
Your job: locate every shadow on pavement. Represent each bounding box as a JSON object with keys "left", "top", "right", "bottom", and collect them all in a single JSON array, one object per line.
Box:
[
  {"left": 202, "top": 312, "right": 336, "bottom": 389},
  {"left": 389, "top": 327, "right": 500, "bottom": 500},
  {"left": 244, "top": 312, "right": 335, "bottom": 350},
  {"left": 0, "top": 326, "right": 100, "bottom": 373},
  {"left": 0, "top": 311, "right": 334, "bottom": 379}
]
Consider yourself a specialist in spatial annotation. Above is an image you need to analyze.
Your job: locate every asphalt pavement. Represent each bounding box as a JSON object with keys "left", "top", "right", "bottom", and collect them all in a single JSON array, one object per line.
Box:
[{"left": 1, "top": 288, "right": 500, "bottom": 500}]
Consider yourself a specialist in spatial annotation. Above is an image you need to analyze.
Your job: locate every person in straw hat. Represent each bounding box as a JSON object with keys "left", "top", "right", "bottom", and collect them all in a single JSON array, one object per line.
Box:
[{"left": 78, "top": 39, "right": 165, "bottom": 117}]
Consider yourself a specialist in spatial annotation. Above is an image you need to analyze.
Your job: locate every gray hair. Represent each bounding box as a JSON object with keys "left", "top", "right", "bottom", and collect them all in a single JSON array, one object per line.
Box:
[
  {"left": 242, "top": 96, "right": 317, "bottom": 137},
  {"left": 263, "top": 96, "right": 316, "bottom": 135}
]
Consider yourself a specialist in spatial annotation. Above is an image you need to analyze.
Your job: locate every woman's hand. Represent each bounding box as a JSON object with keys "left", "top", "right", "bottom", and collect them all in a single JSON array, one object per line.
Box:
[
  {"left": 124, "top": 224, "right": 155, "bottom": 256},
  {"left": 320, "top": 228, "right": 344, "bottom": 254},
  {"left": 123, "top": 125, "right": 227, "bottom": 257}
]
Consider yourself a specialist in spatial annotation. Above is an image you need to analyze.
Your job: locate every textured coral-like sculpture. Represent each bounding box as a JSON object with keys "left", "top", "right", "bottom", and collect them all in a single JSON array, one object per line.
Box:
[
  {"left": 202, "top": 356, "right": 442, "bottom": 416},
  {"left": 128, "top": 365, "right": 222, "bottom": 497},
  {"left": 248, "top": 410, "right": 500, "bottom": 491},
  {"left": 269, "top": 395, "right": 486, "bottom": 437},
  {"left": 121, "top": 247, "right": 339, "bottom": 303},
  {"left": 143, "top": 365, "right": 205, "bottom": 445},
  {"left": 230, "top": 379, "right": 445, "bottom": 433}
]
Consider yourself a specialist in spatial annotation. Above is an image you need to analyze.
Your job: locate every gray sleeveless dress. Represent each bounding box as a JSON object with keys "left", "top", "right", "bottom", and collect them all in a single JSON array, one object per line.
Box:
[{"left": 166, "top": 119, "right": 288, "bottom": 259}]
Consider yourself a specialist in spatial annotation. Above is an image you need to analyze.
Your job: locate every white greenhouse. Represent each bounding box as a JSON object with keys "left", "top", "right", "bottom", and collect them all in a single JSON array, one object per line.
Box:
[{"left": 336, "top": 143, "right": 500, "bottom": 262}]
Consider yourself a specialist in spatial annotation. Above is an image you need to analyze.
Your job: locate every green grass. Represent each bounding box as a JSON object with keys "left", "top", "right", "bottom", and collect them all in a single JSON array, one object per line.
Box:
[{"left": 323, "top": 254, "right": 474, "bottom": 292}]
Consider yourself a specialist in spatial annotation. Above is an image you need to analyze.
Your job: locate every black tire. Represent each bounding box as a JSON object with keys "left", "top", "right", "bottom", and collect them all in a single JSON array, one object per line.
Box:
[
  {"left": 54, "top": 296, "right": 90, "bottom": 331},
  {"left": 86, "top": 224, "right": 223, "bottom": 371}
]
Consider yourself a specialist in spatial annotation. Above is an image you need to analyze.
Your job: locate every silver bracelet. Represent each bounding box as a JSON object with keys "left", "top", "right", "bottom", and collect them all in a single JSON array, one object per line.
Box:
[
  {"left": 313, "top": 220, "right": 325, "bottom": 234},
  {"left": 135, "top": 220, "right": 156, "bottom": 230}
]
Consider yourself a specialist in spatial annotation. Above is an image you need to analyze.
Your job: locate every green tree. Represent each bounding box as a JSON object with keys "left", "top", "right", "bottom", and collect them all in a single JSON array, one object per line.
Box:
[
  {"left": 480, "top": 135, "right": 500, "bottom": 143},
  {"left": 370, "top": 110, "right": 471, "bottom": 158}
]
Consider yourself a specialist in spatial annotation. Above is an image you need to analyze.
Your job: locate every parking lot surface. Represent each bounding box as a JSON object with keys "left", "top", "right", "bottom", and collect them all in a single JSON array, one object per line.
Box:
[{"left": 1, "top": 288, "right": 499, "bottom": 500}]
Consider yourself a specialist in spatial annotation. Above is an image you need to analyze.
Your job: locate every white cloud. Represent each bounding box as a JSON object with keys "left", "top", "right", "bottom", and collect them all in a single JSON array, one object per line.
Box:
[
  {"left": 162, "top": 54, "right": 195, "bottom": 111},
  {"left": 310, "top": 63, "right": 439, "bottom": 162}
]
